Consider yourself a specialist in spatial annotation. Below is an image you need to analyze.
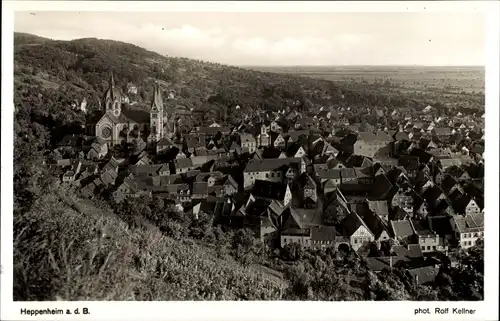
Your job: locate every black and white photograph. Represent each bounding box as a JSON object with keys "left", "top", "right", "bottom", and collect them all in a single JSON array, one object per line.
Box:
[{"left": 1, "top": 1, "right": 499, "bottom": 320}]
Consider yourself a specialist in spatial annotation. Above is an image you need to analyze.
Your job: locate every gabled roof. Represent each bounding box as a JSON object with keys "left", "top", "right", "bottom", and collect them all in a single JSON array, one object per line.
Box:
[
  {"left": 224, "top": 175, "right": 238, "bottom": 189},
  {"left": 342, "top": 211, "right": 373, "bottom": 238},
  {"left": 422, "top": 185, "right": 444, "bottom": 203},
  {"left": 355, "top": 204, "right": 389, "bottom": 239},
  {"left": 391, "top": 219, "right": 415, "bottom": 239},
  {"left": 281, "top": 207, "right": 304, "bottom": 230}
]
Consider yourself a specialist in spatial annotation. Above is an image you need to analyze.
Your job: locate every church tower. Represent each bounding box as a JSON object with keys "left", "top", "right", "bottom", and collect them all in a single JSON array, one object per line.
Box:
[
  {"left": 149, "top": 82, "right": 164, "bottom": 142},
  {"left": 104, "top": 72, "right": 122, "bottom": 117}
]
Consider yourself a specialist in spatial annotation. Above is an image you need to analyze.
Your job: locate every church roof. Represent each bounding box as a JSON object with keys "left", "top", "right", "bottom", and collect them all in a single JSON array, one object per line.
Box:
[
  {"left": 104, "top": 72, "right": 122, "bottom": 101},
  {"left": 104, "top": 107, "right": 150, "bottom": 124}
]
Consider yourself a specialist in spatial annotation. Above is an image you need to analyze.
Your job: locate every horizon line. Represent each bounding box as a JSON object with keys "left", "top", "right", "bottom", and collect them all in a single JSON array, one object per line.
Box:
[{"left": 239, "top": 64, "right": 486, "bottom": 68}]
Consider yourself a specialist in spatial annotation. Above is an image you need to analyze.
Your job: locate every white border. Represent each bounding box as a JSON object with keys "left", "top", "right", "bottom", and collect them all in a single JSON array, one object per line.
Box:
[{"left": 2, "top": 1, "right": 499, "bottom": 321}]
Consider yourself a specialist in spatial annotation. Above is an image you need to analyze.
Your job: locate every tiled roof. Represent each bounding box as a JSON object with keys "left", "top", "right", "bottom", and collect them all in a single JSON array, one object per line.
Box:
[{"left": 391, "top": 220, "right": 415, "bottom": 239}]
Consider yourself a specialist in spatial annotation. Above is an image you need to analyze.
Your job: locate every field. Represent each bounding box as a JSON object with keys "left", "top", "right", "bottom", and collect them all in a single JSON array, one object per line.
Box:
[{"left": 250, "top": 66, "right": 485, "bottom": 94}]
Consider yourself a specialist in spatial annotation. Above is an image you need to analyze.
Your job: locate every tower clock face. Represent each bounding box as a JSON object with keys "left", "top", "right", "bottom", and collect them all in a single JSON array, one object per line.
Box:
[{"left": 101, "top": 126, "right": 112, "bottom": 138}]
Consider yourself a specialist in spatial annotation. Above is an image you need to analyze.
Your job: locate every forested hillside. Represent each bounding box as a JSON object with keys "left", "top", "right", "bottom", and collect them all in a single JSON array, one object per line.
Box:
[{"left": 13, "top": 33, "right": 484, "bottom": 301}]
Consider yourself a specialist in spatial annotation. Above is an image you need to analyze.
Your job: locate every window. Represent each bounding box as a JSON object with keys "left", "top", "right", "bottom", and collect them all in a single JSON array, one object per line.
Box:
[
  {"left": 354, "top": 239, "right": 358, "bottom": 244},
  {"left": 271, "top": 172, "right": 274, "bottom": 178},
  {"left": 427, "top": 246, "right": 431, "bottom": 251},
  {"left": 474, "top": 233, "right": 478, "bottom": 237},
  {"left": 421, "top": 246, "right": 425, "bottom": 251},
  {"left": 283, "top": 238, "right": 287, "bottom": 243},
  {"left": 432, "top": 246, "right": 436, "bottom": 251},
  {"left": 266, "top": 173, "right": 269, "bottom": 178}
]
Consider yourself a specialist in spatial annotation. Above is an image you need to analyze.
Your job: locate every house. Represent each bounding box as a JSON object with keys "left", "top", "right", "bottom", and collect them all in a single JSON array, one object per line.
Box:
[
  {"left": 450, "top": 212, "right": 484, "bottom": 249},
  {"left": 156, "top": 137, "right": 176, "bottom": 154},
  {"left": 243, "top": 157, "right": 305, "bottom": 188},
  {"left": 184, "top": 135, "right": 205, "bottom": 154},
  {"left": 192, "top": 182, "right": 209, "bottom": 199},
  {"left": 280, "top": 208, "right": 311, "bottom": 248},
  {"left": 86, "top": 140, "right": 108, "bottom": 160},
  {"left": 280, "top": 144, "right": 307, "bottom": 159},
  {"left": 411, "top": 219, "right": 449, "bottom": 253},
  {"left": 432, "top": 127, "right": 453, "bottom": 138},
  {"left": 310, "top": 226, "right": 338, "bottom": 250},
  {"left": 342, "top": 211, "right": 375, "bottom": 252},
  {"left": 297, "top": 173, "right": 317, "bottom": 203},
  {"left": 223, "top": 175, "right": 238, "bottom": 196},
  {"left": 428, "top": 216, "right": 455, "bottom": 242},
  {"left": 366, "top": 200, "right": 390, "bottom": 222},
  {"left": 390, "top": 186, "right": 414, "bottom": 214},
  {"left": 135, "top": 151, "right": 151, "bottom": 165},
  {"left": 408, "top": 266, "right": 440, "bottom": 286},
  {"left": 271, "top": 133, "right": 286, "bottom": 149},
  {"left": 353, "top": 131, "right": 393, "bottom": 158},
  {"left": 240, "top": 133, "right": 257, "bottom": 153},
  {"left": 452, "top": 195, "right": 482, "bottom": 216},
  {"left": 439, "top": 158, "right": 464, "bottom": 170},
  {"left": 102, "top": 156, "right": 120, "bottom": 173},
  {"left": 398, "top": 156, "right": 420, "bottom": 179},
  {"left": 323, "top": 189, "right": 351, "bottom": 224},
  {"left": 128, "top": 164, "right": 163, "bottom": 177},
  {"left": 250, "top": 179, "right": 292, "bottom": 207},
  {"left": 257, "top": 129, "right": 270, "bottom": 147},
  {"left": 113, "top": 177, "right": 139, "bottom": 203},
  {"left": 390, "top": 219, "right": 415, "bottom": 244},
  {"left": 353, "top": 203, "right": 391, "bottom": 244}
]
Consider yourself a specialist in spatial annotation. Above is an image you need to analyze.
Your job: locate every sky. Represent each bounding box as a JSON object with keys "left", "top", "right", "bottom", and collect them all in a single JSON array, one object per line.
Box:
[{"left": 14, "top": 11, "right": 485, "bottom": 66}]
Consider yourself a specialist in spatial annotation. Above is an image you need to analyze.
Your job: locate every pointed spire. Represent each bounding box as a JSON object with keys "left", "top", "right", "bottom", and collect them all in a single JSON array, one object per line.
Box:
[{"left": 151, "top": 81, "right": 163, "bottom": 111}]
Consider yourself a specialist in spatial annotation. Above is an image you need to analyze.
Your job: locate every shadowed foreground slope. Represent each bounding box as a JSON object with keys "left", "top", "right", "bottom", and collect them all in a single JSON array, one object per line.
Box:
[{"left": 13, "top": 186, "right": 286, "bottom": 301}]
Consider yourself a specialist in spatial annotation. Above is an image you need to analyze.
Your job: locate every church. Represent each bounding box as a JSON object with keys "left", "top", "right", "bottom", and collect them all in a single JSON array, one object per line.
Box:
[{"left": 95, "top": 73, "right": 172, "bottom": 146}]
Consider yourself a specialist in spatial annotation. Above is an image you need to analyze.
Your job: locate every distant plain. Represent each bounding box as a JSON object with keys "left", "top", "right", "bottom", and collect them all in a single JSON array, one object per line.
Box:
[{"left": 249, "top": 66, "right": 485, "bottom": 94}]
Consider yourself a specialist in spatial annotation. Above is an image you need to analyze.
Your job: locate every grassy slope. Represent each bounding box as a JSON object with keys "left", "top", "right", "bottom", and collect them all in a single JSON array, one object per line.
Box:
[{"left": 13, "top": 185, "right": 286, "bottom": 301}]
